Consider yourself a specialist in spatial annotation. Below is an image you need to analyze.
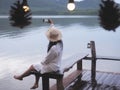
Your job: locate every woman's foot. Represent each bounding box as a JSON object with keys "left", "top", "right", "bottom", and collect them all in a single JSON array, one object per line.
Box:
[
  {"left": 14, "top": 75, "right": 23, "bottom": 80},
  {"left": 30, "top": 84, "right": 38, "bottom": 89}
]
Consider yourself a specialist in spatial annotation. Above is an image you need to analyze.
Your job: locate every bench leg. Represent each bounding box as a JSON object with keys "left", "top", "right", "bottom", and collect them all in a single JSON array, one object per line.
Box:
[
  {"left": 77, "top": 60, "right": 82, "bottom": 70},
  {"left": 57, "top": 78, "right": 64, "bottom": 90},
  {"left": 42, "top": 76, "right": 49, "bottom": 90}
]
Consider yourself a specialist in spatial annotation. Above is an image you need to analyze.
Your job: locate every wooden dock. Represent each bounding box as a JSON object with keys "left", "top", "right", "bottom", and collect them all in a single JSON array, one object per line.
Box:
[
  {"left": 35, "top": 40, "right": 120, "bottom": 90},
  {"left": 66, "top": 70, "right": 120, "bottom": 90}
]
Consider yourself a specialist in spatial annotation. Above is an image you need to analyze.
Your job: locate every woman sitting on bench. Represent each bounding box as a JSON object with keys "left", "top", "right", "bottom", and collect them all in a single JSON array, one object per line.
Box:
[{"left": 14, "top": 19, "right": 63, "bottom": 89}]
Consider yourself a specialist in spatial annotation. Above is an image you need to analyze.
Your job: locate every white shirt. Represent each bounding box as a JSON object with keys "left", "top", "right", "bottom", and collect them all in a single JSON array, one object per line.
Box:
[
  {"left": 41, "top": 43, "right": 63, "bottom": 73},
  {"left": 33, "top": 42, "right": 63, "bottom": 74}
]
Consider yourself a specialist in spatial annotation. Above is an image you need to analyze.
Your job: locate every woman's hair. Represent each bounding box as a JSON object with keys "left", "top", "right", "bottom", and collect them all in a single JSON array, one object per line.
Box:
[{"left": 47, "top": 40, "right": 63, "bottom": 52}]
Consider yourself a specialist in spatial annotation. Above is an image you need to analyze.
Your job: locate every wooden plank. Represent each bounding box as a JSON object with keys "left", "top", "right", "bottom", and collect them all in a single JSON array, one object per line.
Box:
[
  {"left": 97, "top": 73, "right": 109, "bottom": 84},
  {"left": 66, "top": 70, "right": 120, "bottom": 90},
  {"left": 116, "top": 77, "right": 120, "bottom": 86},
  {"left": 50, "top": 70, "right": 82, "bottom": 90},
  {"left": 63, "top": 70, "right": 82, "bottom": 88},
  {"left": 61, "top": 53, "right": 88, "bottom": 72},
  {"left": 95, "top": 71, "right": 103, "bottom": 81},
  {"left": 110, "top": 74, "right": 120, "bottom": 86},
  {"left": 103, "top": 74, "right": 115, "bottom": 85},
  {"left": 81, "top": 70, "right": 91, "bottom": 81},
  {"left": 82, "top": 70, "right": 87, "bottom": 76},
  {"left": 81, "top": 83, "right": 91, "bottom": 90}
]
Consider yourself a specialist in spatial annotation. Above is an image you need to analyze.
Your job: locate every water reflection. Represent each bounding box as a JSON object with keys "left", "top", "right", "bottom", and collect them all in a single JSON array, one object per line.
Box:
[
  {"left": 0, "top": 18, "right": 30, "bottom": 38},
  {"left": 0, "top": 16, "right": 99, "bottom": 38},
  {"left": 52, "top": 17, "right": 99, "bottom": 27}
]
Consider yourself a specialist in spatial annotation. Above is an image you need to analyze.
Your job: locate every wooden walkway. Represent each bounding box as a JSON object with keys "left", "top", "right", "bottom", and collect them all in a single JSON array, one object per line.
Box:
[
  {"left": 37, "top": 41, "right": 120, "bottom": 90},
  {"left": 66, "top": 70, "right": 120, "bottom": 90}
]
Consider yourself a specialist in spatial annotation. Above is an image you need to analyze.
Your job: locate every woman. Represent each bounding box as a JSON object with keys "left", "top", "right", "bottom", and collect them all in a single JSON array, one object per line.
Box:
[{"left": 14, "top": 19, "right": 63, "bottom": 89}]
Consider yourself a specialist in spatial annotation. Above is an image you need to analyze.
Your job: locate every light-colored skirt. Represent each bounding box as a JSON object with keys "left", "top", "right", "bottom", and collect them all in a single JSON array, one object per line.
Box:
[{"left": 33, "top": 63, "right": 60, "bottom": 74}]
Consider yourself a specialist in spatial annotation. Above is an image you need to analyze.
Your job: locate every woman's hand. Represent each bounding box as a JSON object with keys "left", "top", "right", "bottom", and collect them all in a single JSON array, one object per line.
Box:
[
  {"left": 48, "top": 19, "right": 53, "bottom": 24},
  {"left": 43, "top": 19, "right": 54, "bottom": 24}
]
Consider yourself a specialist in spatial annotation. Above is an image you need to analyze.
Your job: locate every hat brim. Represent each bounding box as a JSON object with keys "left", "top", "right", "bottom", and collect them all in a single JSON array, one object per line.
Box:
[{"left": 46, "top": 29, "right": 62, "bottom": 42}]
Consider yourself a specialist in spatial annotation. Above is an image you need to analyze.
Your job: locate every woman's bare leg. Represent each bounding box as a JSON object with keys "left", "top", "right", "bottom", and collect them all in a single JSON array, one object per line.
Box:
[
  {"left": 30, "top": 74, "right": 40, "bottom": 89},
  {"left": 14, "top": 65, "right": 36, "bottom": 80},
  {"left": 14, "top": 65, "right": 40, "bottom": 89}
]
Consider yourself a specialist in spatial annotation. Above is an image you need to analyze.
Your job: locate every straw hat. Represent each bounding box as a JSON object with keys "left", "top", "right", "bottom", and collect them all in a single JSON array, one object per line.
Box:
[{"left": 46, "top": 28, "right": 62, "bottom": 42}]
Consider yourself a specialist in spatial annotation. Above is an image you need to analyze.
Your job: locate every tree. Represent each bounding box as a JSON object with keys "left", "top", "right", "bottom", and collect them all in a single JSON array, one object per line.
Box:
[
  {"left": 99, "top": 0, "right": 120, "bottom": 31},
  {"left": 9, "top": 0, "right": 32, "bottom": 28}
]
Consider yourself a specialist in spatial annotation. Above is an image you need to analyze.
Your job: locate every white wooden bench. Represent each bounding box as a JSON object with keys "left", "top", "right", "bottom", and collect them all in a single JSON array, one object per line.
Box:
[{"left": 31, "top": 53, "right": 88, "bottom": 90}]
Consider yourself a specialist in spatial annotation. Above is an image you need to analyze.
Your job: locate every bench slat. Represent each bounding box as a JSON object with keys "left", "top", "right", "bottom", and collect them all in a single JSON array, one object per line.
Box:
[{"left": 50, "top": 70, "right": 82, "bottom": 90}]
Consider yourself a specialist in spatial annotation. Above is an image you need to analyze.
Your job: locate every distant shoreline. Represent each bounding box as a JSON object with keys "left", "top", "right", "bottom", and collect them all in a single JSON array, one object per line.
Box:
[{"left": 0, "top": 15, "right": 98, "bottom": 19}]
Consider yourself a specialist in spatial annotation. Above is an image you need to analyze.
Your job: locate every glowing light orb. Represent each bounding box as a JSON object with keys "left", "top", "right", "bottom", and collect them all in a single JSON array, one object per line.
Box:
[
  {"left": 23, "top": 6, "right": 30, "bottom": 12},
  {"left": 67, "top": 3, "right": 75, "bottom": 11}
]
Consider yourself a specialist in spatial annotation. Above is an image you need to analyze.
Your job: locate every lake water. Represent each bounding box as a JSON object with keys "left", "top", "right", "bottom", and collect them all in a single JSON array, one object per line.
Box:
[{"left": 0, "top": 15, "right": 120, "bottom": 90}]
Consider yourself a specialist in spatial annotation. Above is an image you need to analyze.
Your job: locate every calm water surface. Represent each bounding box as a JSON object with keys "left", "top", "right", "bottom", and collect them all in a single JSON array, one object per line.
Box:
[{"left": 0, "top": 16, "right": 120, "bottom": 90}]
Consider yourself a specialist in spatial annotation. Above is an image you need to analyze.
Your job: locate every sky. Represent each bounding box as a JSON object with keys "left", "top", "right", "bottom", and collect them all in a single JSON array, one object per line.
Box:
[{"left": 74, "top": 0, "right": 120, "bottom": 4}]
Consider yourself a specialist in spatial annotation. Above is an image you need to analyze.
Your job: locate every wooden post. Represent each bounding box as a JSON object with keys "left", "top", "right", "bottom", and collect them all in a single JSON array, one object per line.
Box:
[
  {"left": 88, "top": 41, "right": 97, "bottom": 86},
  {"left": 90, "top": 41, "right": 97, "bottom": 86},
  {"left": 74, "top": 60, "right": 82, "bottom": 88},
  {"left": 77, "top": 60, "right": 82, "bottom": 70},
  {"left": 42, "top": 76, "right": 49, "bottom": 90}
]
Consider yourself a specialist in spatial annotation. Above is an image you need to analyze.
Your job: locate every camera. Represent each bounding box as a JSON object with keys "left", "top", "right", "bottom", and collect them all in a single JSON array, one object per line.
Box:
[{"left": 43, "top": 19, "right": 49, "bottom": 23}]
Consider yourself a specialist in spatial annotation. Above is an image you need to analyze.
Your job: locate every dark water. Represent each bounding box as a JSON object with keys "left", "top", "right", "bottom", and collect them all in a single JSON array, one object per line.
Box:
[{"left": 0, "top": 15, "right": 120, "bottom": 90}]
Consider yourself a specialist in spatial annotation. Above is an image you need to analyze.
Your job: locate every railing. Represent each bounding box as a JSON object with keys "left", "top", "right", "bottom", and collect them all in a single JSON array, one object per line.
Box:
[{"left": 84, "top": 41, "right": 120, "bottom": 87}]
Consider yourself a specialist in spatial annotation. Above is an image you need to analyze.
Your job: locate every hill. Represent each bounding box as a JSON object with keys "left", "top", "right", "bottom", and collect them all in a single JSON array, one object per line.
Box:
[{"left": 0, "top": 0, "right": 101, "bottom": 15}]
